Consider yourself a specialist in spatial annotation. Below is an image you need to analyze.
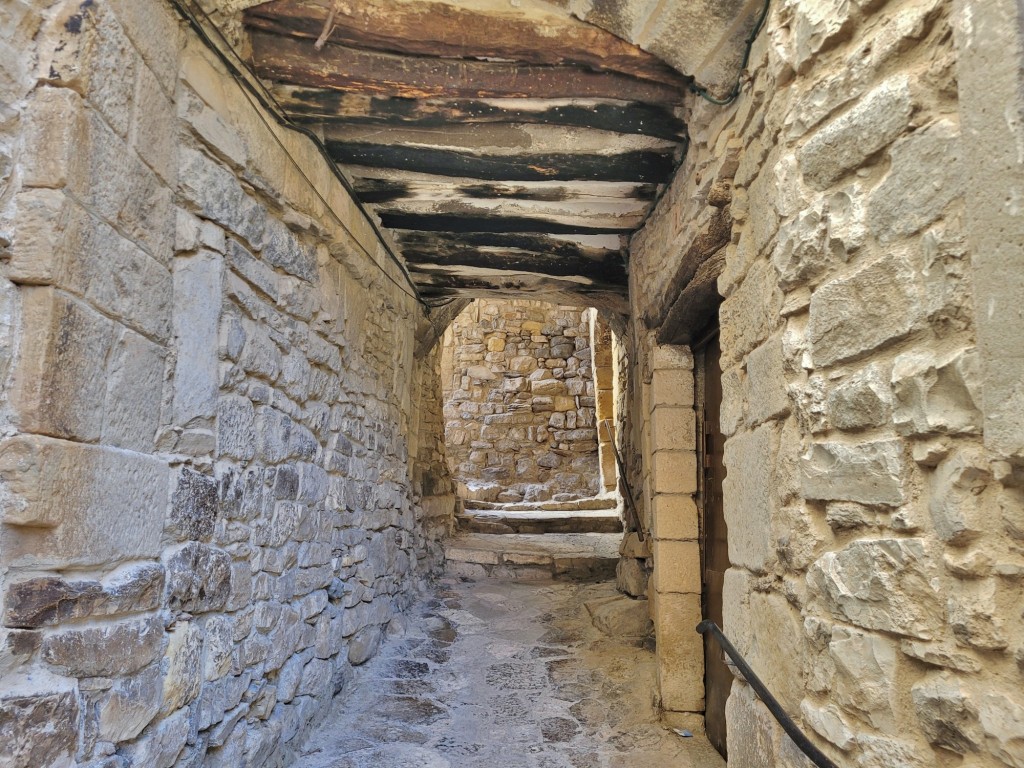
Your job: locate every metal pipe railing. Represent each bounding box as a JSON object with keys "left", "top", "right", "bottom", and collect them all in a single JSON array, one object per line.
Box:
[{"left": 696, "top": 620, "right": 839, "bottom": 768}]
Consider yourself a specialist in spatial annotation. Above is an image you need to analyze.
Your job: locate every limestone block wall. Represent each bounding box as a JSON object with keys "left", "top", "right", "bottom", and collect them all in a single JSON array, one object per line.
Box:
[
  {"left": 440, "top": 300, "right": 601, "bottom": 503},
  {"left": 627, "top": 0, "right": 1024, "bottom": 764},
  {"left": 0, "top": 2, "right": 453, "bottom": 766}
]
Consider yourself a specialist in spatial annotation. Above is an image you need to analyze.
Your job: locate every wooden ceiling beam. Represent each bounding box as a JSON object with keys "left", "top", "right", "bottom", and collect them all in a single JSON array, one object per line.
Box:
[
  {"left": 244, "top": 0, "right": 690, "bottom": 87},
  {"left": 326, "top": 143, "right": 677, "bottom": 183},
  {"left": 266, "top": 87, "right": 688, "bottom": 141},
  {"left": 249, "top": 32, "right": 687, "bottom": 105}
]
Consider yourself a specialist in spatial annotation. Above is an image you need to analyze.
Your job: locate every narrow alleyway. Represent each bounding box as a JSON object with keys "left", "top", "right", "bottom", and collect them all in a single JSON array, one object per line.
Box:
[{"left": 291, "top": 578, "right": 725, "bottom": 768}]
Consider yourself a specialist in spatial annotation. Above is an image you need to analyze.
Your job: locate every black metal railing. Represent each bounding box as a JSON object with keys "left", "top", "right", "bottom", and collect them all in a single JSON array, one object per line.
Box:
[{"left": 696, "top": 620, "right": 839, "bottom": 768}]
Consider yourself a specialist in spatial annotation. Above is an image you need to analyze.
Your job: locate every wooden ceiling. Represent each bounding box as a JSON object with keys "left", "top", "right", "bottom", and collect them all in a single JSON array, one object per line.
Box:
[{"left": 243, "top": 0, "right": 691, "bottom": 312}]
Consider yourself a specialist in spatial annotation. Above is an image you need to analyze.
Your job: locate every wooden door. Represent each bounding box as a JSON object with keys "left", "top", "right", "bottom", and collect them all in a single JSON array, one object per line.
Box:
[{"left": 698, "top": 332, "right": 730, "bottom": 758}]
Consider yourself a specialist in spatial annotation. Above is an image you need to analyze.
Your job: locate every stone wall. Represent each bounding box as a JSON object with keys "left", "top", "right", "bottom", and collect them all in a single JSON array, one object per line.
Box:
[
  {"left": 0, "top": 2, "right": 453, "bottom": 766},
  {"left": 440, "top": 300, "right": 601, "bottom": 503},
  {"left": 626, "top": 0, "right": 1024, "bottom": 763}
]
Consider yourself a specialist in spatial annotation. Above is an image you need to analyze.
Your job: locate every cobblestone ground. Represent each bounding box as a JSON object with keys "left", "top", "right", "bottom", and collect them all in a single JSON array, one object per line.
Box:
[{"left": 292, "top": 579, "right": 726, "bottom": 768}]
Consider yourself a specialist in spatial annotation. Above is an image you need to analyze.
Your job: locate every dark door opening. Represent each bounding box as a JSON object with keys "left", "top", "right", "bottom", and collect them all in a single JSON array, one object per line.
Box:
[{"left": 698, "top": 331, "right": 730, "bottom": 758}]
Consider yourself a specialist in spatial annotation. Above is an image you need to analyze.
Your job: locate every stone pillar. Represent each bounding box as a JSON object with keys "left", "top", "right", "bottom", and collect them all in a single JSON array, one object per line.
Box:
[
  {"left": 590, "top": 311, "right": 618, "bottom": 492},
  {"left": 646, "top": 343, "right": 703, "bottom": 723}
]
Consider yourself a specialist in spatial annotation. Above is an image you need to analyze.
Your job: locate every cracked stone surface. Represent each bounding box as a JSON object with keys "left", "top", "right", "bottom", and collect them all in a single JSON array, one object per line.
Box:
[{"left": 293, "top": 578, "right": 726, "bottom": 768}]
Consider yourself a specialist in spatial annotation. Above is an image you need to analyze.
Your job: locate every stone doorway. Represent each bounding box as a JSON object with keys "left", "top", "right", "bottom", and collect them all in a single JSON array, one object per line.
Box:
[{"left": 439, "top": 299, "right": 625, "bottom": 580}]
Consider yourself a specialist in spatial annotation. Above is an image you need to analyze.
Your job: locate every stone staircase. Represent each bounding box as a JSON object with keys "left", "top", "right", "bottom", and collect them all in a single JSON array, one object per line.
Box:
[{"left": 444, "top": 497, "right": 623, "bottom": 581}]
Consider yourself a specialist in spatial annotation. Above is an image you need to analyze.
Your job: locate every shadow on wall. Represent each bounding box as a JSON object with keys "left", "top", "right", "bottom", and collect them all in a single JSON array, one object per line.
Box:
[{"left": 440, "top": 300, "right": 604, "bottom": 503}]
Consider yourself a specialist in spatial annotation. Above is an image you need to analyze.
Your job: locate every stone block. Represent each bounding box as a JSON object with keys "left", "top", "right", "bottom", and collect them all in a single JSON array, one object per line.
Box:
[
  {"left": 42, "top": 616, "right": 165, "bottom": 677},
  {"left": 651, "top": 450, "right": 697, "bottom": 495},
  {"left": 0, "top": 690, "right": 79, "bottom": 768},
  {"left": 869, "top": 120, "right": 963, "bottom": 243},
  {"left": 725, "top": 682, "right": 776, "bottom": 767},
  {"left": 808, "top": 253, "right": 923, "bottom": 367},
  {"left": 798, "top": 75, "right": 913, "bottom": 189},
  {"left": 653, "top": 591, "right": 704, "bottom": 712},
  {"left": 217, "top": 395, "right": 256, "bottom": 461},
  {"left": 800, "top": 439, "right": 905, "bottom": 506},
  {"left": 652, "top": 540, "right": 700, "bottom": 593},
  {"left": 911, "top": 672, "right": 982, "bottom": 754},
  {"left": 94, "top": 665, "right": 162, "bottom": 743},
  {"left": 722, "top": 424, "right": 778, "bottom": 572},
  {"left": 808, "top": 538, "right": 941, "bottom": 639},
  {"left": 0, "top": 435, "right": 168, "bottom": 568},
  {"left": 102, "top": 327, "right": 165, "bottom": 451},
  {"left": 928, "top": 447, "right": 992, "bottom": 545},
  {"left": 3, "top": 563, "right": 164, "bottom": 629},
  {"left": 651, "top": 494, "right": 699, "bottom": 541},
  {"left": 11, "top": 287, "right": 113, "bottom": 442},
  {"left": 585, "top": 594, "right": 651, "bottom": 637},
  {"left": 263, "top": 218, "right": 317, "bottom": 283},
  {"left": 615, "top": 557, "right": 649, "bottom": 597},
  {"left": 172, "top": 251, "right": 223, "bottom": 427},
  {"left": 826, "top": 364, "right": 891, "bottom": 431},
  {"left": 21, "top": 86, "right": 88, "bottom": 189},
  {"left": 650, "top": 407, "right": 696, "bottom": 452},
  {"left": 829, "top": 626, "right": 897, "bottom": 730},
  {"left": 177, "top": 146, "right": 265, "bottom": 249},
  {"left": 117, "top": 708, "right": 189, "bottom": 768},
  {"left": 161, "top": 622, "right": 202, "bottom": 716},
  {"left": 745, "top": 335, "right": 790, "bottom": 425},
  {"left": 164, "top": 543, "right": 232, "bottom": 614},
  {"left": 169, "top": 468, "right": 218, "bottom": 541},
  {"left": 892, "top": 347, "right": 982, "bottom": 437},
  {"left": 722, "top": 569, "right": 806, "bottom": 711},
  {"left": 720, "top": 260, "right": 784, "bottom": 363},
  {"left": 650, "top": 368, "right": 694, "bottom": 409}
]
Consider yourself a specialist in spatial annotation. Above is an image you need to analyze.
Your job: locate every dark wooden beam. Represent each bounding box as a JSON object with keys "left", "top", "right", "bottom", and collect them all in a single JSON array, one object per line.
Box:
[
  {"left": 249, "top": 31, "right": 687, "bottom": 105},
  {"left": 327, "top": 143, "right": 678, "bottom": 183},
  {"left": 376, "top": 211, "right": 633, "bottom": 234},
  {"left": 244, "top": 0, "right": 691, "bottom": 87},
  {"left": 267, "top": 87, "right": 688, "bottom": 141},
  {"left": 352, "top": 177, "right": 658, "bottom": 206},
  {"left": 656, "top": 249, "right": 726, "bottom": 345},
  {"left": 401, "top": 246, "right": 627, "bottom": 284},
  {"left": 394, "top": 230, "right": 625, "bottom": 263}
]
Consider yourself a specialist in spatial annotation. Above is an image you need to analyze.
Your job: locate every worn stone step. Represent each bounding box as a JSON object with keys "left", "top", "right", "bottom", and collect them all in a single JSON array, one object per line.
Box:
[
  {"left": 464, "top": 495, "right": 618, "bottom": 512},
  {"left": 457, "top": 508, "right": 623, "bottom": 535},
  {"left": 444, "top": 532, "right": 620, "bottom": 581}
]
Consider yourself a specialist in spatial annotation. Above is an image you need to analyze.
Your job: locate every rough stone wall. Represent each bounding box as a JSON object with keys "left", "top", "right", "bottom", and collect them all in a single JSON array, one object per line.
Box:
[
  {"left": 628, "top": 0, "right": 1024, "bottom": 764},
  {"left": 0, "top": 3, "right": 452, "bottom": 766},
  {"left": 441, "top": 300, "right": 601, "bottom": 503}
]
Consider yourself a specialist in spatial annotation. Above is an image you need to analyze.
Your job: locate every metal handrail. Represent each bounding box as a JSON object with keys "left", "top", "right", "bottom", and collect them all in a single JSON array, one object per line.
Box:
[
  {"left": 696, "top": 620, "right": 839, "bottom": 768},
  {"left": 600, "top": 421, "right": 646, "bottom": 541}
]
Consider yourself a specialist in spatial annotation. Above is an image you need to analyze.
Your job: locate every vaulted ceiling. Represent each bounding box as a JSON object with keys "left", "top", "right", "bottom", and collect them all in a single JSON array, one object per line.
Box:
[{"left": 231, "top": 0, "right": 757, "bottom": 313}]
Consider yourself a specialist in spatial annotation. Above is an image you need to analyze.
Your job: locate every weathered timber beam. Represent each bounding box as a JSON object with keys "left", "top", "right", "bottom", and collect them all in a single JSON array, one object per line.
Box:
[
  {"left": 401, "top": 246, "right": 627, "bottom": 284},
  {"left": 327, "top": 143, "right": 678, "bottom": 183},
  {"left": 266, "top": 87, "right": 688, "bottom": 141},
  {"left": 353, "top": 177, "right": 658, "bottom": 206},
  {"left": 376, "top": 211, "right": 633, "bottom": 234},
  {"left": 322, "top": 121, "right": 675, "bottom": 156},
  {"left": 249, "top": 31, "right": 687, "bottom": 105},
  {"left": 371, "top": 197, "right": 649, "bottom": 232},
  {"left": 393, "top": 230, "right": 624, "bottom": 262},
  {"left": 656, "top": 248, "right": 727, "bottom": 345},
  {"left": 243, "top": 0, "right": 691, "bottom": 87},
  {"left": 645, "top": 204, "right": 733, "bottom": 328}
]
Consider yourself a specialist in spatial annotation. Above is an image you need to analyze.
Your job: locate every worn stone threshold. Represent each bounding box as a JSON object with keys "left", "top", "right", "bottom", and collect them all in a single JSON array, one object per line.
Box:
[
  {"left": 457, "top": 508, "right": 623, "bottom": 535},
  {"left": 464, "top": 495, "right": 618, "bottom": 512},
  {"left": 445, "top": 532, "right": 620, "bottom": 581}
]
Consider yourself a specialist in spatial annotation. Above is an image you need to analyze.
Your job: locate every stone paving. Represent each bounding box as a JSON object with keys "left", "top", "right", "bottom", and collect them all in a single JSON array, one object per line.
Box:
[{"left": 292, "top": 578, "right": 726, "bottom": 768}]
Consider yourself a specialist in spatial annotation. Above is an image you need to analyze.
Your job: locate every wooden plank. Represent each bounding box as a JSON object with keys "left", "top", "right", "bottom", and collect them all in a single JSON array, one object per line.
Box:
[
  {"left": 249, "top": 31, "right": 687, "bottom": 105},
  {"left": 352, "top": 177, "right": 658, "bottom": 206},
  {"left": 267, "top": 87, "right": 689, "bottom": 141},
  {"left": 393, "top": 230, "right": 624, "bottom": 262},
  {"left": 400, "top": 245, "right": 627, "bottom": 284},
  {"left": 244, "top": 0, "right": 690, "bottom": 87},
  {"left": 371, "top": 197, "right": 649, "bottom": 232},
  {"left": 327, "top": 142, "right": 678, "bottom": 183},
  {"left": 377, "top": 211, "right": 633, "bottom": 234}
]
